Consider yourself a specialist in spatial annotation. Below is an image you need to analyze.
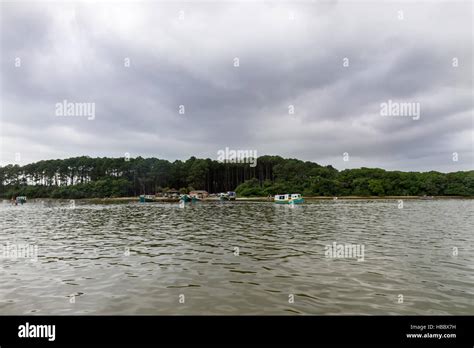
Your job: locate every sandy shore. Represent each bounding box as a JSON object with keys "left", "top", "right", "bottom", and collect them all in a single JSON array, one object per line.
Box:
[
  {"left": 13, "top": 195, "right": 473, "bottom": 204},
  {"left": 80, "top": 195, "right": 474, "bottom": 203}
]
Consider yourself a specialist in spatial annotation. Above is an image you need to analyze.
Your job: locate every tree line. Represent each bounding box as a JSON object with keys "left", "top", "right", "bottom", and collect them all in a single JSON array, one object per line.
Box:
[{"left": 0, "top": 155, "right": 473, "bottom": 198}]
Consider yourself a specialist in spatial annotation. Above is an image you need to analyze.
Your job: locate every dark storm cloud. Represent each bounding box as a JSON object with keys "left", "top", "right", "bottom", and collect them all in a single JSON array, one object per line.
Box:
[{"left": 0, "top": 1, "right": 472, "bottom": 172}]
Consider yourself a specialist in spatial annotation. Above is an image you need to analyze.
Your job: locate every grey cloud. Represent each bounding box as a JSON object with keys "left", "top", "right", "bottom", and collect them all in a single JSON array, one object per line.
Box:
[{"left": 0, "top": 1, "right": 472, "bottom": 171}]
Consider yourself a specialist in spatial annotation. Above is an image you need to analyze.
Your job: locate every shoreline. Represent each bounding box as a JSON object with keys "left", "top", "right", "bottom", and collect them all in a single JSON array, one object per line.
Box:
[{"left": 7, "top": 195, "right": 474, "bottom": 203}]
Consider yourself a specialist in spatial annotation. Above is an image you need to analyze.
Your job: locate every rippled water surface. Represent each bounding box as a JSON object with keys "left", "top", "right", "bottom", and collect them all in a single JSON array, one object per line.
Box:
[{"left": 1, "top": 199, "right": 473, "bottom": 315}]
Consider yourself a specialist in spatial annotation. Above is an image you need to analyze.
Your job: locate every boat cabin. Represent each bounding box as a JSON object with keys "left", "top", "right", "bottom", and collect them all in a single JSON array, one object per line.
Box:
[{"left": 275, "top": 194, "right": 301, "bottom": 200}]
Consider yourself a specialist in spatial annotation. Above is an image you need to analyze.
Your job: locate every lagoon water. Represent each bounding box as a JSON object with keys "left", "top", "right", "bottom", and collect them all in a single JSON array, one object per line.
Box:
[{"left": 0, "top": 199, "right": 473, "bottom": 315}]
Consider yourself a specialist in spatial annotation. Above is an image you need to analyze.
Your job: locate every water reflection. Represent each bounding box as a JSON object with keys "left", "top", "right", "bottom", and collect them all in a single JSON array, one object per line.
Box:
[{"left": 0, "top": 199, "right": 472, "bottom": 315}]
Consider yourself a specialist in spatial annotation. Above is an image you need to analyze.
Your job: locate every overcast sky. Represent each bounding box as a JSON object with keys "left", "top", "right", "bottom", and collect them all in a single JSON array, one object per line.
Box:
[{"left": 0, "top": 1, "right": 472, "bottom": 172}]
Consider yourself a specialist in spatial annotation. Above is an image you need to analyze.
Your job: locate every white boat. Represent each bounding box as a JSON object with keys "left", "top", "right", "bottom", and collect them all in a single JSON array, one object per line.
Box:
[
  {"left": 219, "top": 191, "right": 237, "bottom": 201},
  {"left": 274, "top": 194, "right": 304, "bottom": 204},
  {"left": 139, "top": 194, "right": 155, "bottom": 203}
]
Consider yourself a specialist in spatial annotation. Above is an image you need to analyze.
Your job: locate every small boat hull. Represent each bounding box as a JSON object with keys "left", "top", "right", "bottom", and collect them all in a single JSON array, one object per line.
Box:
[
  {"left": 180, "top": 194, "right": 200, "bottom": 203},
  {"left": 274, "top": 198, "right": 304, "bottom": 204}
]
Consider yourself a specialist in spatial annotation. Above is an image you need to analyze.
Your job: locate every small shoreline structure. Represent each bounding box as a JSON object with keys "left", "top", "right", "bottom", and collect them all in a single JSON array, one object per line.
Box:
[{"left": 189, "top": 190, "right": 208, "bottom": 200}]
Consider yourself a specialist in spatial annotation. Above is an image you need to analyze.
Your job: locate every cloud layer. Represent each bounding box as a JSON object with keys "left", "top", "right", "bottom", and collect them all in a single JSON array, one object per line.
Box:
[{"left": 1, "top": 1, "right": 472, "bottom": 172}]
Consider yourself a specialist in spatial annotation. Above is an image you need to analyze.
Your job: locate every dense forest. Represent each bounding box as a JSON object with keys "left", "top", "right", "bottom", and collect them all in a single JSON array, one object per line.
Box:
[{"left": 0, "top": 156, "right": 473, "bottom": 198}]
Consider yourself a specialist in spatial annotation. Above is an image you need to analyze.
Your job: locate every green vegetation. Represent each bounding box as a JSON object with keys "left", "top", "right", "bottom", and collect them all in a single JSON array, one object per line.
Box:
[{"left": 1, "top": 156, "right": 473, "bottom": 198}]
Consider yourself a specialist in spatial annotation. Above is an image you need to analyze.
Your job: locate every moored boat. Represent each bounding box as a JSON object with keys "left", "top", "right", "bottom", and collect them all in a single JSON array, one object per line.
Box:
[
  {"left": 274, "top": 193, "right": 304, "bottom": 204},
  {"left": 219, "top": 191, "right": 237, "bottom": 201},
  {"left": 180, "top": 194, "right": 190, "bottom": 202},
  {"left": 180, "top": 194, "right": 199, "bottom": 203},
  {"left": 139, "top": 194, "right": 155, "bottom": 203},
  {"left": 15, "top": 196, "right": 27, "bottom": 205},
  {"left": 419, "top": 195, "right": 434, "bottom": 200}
]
